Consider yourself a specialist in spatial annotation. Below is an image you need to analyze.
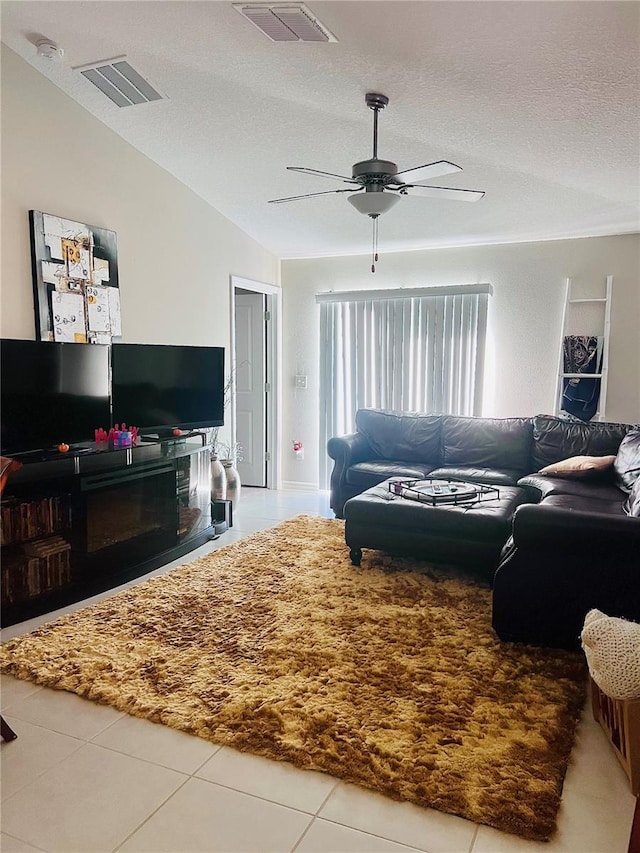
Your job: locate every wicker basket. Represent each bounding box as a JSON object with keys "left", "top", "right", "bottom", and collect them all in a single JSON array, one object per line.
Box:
[{"left": 590, "top": 677, "right": 640, "bottom": 795}]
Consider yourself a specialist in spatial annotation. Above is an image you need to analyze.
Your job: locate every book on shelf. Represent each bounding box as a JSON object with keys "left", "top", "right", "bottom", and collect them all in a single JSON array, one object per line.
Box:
[
  {"left": 1, "top": 536, "right": 72, "bottom": 602},
  {"left": 23, "top": 535, "right": 71, "bottom": 558},
  {"left": 0, "top": 495, "right": 70, "bottom": 545}
]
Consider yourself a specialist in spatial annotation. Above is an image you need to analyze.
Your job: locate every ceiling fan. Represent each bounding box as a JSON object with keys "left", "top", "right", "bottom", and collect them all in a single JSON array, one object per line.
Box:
[{"left": 268, "top": 93, "right": 485, "bottom": 271}]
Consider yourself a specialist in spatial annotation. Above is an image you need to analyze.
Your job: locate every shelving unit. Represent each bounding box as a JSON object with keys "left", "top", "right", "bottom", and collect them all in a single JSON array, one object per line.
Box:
[
  {"left": 555, "top": 276, "right": 612, "bottom": 421},
  {"left": 0, "top": 492, "right": 72, "bottom": 604}
]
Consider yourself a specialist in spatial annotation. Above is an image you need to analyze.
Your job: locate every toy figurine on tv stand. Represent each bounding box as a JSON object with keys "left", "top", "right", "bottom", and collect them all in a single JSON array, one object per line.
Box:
[{"left": 94, "top": 425, "right": 140, "bottom": 449}]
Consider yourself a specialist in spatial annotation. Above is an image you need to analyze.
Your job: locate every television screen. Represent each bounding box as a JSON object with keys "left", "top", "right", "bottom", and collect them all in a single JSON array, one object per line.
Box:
[
  {"left": 1, "top": 339, "right": 111, "bottom": 455},
  {"left": 111, "top": 343, "right": 224, "bottom": 435}
]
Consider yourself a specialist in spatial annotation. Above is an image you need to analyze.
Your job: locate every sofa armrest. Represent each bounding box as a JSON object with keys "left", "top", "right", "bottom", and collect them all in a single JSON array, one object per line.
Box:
[
  {"left": 327, "top": 432, "right": 373, "bottom": 466},
  {"left": 327, "top": 433, "right": 374, "bottom": 517},
  {"left": 494, "top": 503, "right": 640, "bottom": 648},
  {"left": 510, "top": 502, "right": 640, "bottom": 549}
]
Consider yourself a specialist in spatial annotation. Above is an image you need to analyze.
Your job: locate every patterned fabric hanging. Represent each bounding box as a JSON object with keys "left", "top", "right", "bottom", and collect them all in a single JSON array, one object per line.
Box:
[{"left": 561, "top": 335, "right": 602, "bottom": 421}]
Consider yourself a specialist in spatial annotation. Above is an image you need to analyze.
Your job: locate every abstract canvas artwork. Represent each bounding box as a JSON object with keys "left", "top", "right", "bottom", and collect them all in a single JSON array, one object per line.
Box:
[{"left": 29, "top": 210, "right": 121, "bottom": 344}]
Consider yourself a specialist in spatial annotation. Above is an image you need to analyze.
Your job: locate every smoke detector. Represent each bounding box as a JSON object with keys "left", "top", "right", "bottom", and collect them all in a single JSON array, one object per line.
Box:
[{"left": 36, "top": 39, "right": 64, "bottom": 62}]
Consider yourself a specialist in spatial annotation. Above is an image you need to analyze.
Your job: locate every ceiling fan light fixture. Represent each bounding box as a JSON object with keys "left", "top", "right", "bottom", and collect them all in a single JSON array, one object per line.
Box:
[
  {"left": 269, "top": 92, "right": 484, "bottom": 272},
  {"left": 348, "top": 191, "right": 401, "bottom": 217}
]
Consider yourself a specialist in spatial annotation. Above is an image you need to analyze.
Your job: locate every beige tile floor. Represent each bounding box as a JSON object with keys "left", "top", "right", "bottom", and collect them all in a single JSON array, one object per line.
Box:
[{"left": 1, "top": 488, "right": 636, "bottom": 853}]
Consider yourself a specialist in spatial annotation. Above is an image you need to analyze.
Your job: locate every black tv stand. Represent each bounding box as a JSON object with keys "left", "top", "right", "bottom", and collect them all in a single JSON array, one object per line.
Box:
[
  {"left": 1, "top": 436, "right": 214, "bottom": 627},
  {"left": 13, "top": 444, "right": 100, "bottom": 464},
  {"left": 141, "top": 431, "right": 208, "bottom": 446}
]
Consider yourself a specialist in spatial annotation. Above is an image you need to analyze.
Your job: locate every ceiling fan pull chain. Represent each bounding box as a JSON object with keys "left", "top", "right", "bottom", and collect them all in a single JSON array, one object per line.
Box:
[
  {"left": 371, "top": 215, "right": 379, "bottom": 273},
  {"left": 371, "top": 218, "right": 375, "bottom": 273},
  {"left": 375, "top": 216, "right": 379, "bottom": 263}
]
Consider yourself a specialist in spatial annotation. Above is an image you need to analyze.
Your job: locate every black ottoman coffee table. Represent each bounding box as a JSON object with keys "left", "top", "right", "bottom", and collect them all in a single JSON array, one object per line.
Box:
[{"left": 344, "top": 478, "right": 530, "bottom": 575}]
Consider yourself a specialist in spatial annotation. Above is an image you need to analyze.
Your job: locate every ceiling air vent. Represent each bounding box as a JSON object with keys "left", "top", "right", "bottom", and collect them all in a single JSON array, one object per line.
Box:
[
  {"left": 74, "top": 56, "right": 165, "bottom": 108},
  {"left": 234, "top": 4, "right": 337, "bottom": 42}
]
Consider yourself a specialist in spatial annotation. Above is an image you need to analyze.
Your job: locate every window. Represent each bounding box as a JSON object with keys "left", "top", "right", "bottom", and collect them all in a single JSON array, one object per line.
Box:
[{"left": 317, "top": 284, "right": 491, "bottom": 487}]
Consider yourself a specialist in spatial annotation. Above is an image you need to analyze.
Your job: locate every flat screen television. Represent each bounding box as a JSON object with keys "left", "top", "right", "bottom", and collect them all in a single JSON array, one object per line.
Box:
[
  {"left": 111, "top": 343, "right": 225, "bottom": 436},
  {"left": 1, "top": 339, "right": 111, "bottom": 455}
]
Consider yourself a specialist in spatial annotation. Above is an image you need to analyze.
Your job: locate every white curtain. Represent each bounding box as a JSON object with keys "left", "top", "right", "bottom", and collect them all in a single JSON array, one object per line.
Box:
[{"left": 317, "top": 285, "right": 490, "bottom": 488}]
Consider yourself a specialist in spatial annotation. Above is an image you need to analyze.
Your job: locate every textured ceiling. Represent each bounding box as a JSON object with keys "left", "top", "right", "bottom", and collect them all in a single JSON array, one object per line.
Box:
[{"left": 2, "top": 1, "right": 639, "bottom": 258}]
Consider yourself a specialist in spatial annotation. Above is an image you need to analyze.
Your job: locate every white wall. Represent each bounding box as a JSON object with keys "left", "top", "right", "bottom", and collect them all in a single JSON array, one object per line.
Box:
[
  {"left": 281, "top": 235, "right": 640, "bottom": 487},
  {"left": 1, "top": 47, "right": 277, "bottom": 353}
]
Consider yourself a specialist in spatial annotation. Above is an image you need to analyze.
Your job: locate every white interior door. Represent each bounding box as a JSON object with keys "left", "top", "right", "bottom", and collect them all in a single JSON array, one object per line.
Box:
[{"left": 235, "top": 290, "right": 267, "bottom": 487}]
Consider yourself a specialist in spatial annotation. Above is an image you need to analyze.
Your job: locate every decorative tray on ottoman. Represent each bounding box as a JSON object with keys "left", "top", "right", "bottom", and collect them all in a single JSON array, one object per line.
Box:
[{"left": 388, "top": 478, "right": 500, "bottom": 506}]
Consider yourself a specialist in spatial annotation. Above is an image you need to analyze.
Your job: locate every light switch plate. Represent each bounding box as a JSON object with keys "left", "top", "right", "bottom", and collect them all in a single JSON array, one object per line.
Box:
[{"left": 295, "top": 375, "right": 308, "bottom": 389}]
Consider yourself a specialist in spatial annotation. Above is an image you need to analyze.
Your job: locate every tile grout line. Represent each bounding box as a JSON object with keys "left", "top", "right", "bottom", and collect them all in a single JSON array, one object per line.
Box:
[
  {"left": 87, "top": 706, "right": 128, "bottom": 740},
  {"left": 0, "top": 682, "right": 44, "bottom": 710},
  {"left": 0, "top": 734, "right": 85, "bottom": 806},
  {"left": 0, "top": 710, "right": 86, "bottom": 742},
  {"left": 2, "top": 704, "right": 90, "bottom": 748},
  {"left": 187, "top": 774, "right": 330, "bottom": 817},
  {"left": 83, "top": 737, "right": 197, "bottom": 776},
  {"left": 289, "top": 814, "right": 317, "bottom": 853},
  {"left": 1, "top": 734, "right": 193, "bottom": 812},
  {"left": 111, "top": 774, "right": 322, "bottom": 853},
  {"left": 110, "top": 774, "right": 192, "bottom": 853},
  {"left": 314, "top": 815, "right": 438, "bottom": 852},
  {"left": 188, "top": 742, "right": 224, "bottom": 776},
  {"left": 0, "top": 830, "right": 48, "bottom": 852},
  {"left": 310, "top": 780, "right": 465, "bottom": 853},
  {"left": 286, "top": 777, "right": 341, "bottom": 851},
  {"left": 2, "top": 705, "right": 125, "bottom": 741},
  {"left": 313, "top": 781, "right": 339, "bottom": 817},
  {"left": 87, "top": 732, "right": 224, "bottom": 776}
]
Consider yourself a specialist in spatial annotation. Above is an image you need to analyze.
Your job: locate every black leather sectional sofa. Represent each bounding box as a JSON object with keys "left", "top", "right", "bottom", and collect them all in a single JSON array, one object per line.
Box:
[{"left": 327, "top": 409, "right": 640, "bottom": 648}]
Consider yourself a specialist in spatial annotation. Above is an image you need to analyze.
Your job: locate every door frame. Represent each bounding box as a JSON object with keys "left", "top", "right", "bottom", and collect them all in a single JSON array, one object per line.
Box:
[{"left": 229, "top": 275, "right": 281, "bottom": 489}]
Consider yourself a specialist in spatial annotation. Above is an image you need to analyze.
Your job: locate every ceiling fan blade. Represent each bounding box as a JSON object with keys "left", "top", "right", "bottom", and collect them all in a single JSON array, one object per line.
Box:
[
  {"left": 399, "top": 184, "right": 485, "bottom": 202},
  {"left": 391, "top": 160, "right": 463, "bottom": 184},
  {"left": 287, "top": 166, "right": 359, "bottom": 185},
  {"left": 268, "top": 188, "right": 360, "bottom": 204}
]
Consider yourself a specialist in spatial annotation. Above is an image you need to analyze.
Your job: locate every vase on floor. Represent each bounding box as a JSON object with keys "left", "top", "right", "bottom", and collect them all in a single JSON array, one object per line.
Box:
[
  {"left": 222, "top": 459, "right": 241, "bottom": 511},
  {"left": 211, "top": 455, "right": 227, "bottom": 501}
]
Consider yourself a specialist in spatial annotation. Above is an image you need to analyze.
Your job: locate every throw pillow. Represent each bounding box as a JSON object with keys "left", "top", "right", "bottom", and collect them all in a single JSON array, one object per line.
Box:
[
  {"left": 538, "top": 454, "right": 616, "bottom": 478},
  {"left": 624, "top": 473, "right": 640, "bottom": 517},
  {"left": 613, "top": 430, "right": 640, "bottom": 493},
  {"left": 581, "top": 609, "right": 640, "bottom": 700}
]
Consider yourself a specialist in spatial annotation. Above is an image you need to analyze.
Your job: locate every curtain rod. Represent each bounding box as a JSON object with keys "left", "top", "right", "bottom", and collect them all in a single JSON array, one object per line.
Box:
[{"left": 315, "top": 283, "right": 493, "bottom": 304}]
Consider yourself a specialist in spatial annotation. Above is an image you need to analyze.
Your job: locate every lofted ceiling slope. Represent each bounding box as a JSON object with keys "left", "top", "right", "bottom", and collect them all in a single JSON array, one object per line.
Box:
[{"left": 1, "top": 0, "right": 639, "bottom": 258}]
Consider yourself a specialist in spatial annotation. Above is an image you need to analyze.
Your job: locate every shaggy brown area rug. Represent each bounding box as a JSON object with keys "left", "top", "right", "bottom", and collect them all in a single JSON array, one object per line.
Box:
[{"left": 1, "top": 515, "right": 586, "bottom": 841}]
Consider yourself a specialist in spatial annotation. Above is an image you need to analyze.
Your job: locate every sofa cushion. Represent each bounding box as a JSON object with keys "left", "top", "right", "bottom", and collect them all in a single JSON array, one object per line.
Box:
[
  {"left": 355, "top": 409, "right": 441, "bottom": 464},
  {"left": 441, "top": 415, "right": 532, "bottom": 471},
  {"left": 345, "top": 460, "right": 435, "bottom": 491},
  {"left": 624, "top": 475, "right": 640, "bottom": 517},
  {"left": 539, "top": 493, "right": 628, "bottom": 517},
  {"left": 429, "top": 466, "right": 523, "bottom": 486},
  {"left": 531, "top": 414, "right": 633, "bottom": 470},
  {"left": 613, "top": 430, "right": 640, "bottom": 494},
  {"left": 518, "top": 473, "right": 626, "bottom": 502},
  {"left": 538, "top": 454, "right": 616, "bottom": 478}
]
